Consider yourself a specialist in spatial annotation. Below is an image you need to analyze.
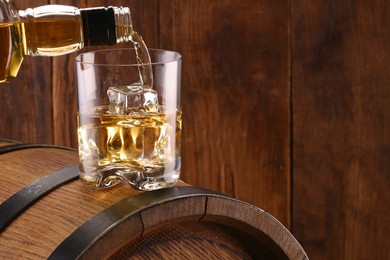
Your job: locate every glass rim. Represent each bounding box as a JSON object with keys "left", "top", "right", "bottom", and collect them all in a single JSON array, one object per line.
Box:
[{"left": 75, "top": 48, "right": 182, "bottom": 66}]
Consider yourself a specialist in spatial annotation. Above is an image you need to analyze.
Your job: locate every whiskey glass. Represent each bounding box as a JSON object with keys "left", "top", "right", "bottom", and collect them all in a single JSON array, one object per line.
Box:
[{"left": 75, "top": 48, "right": 182, "bottom": 191}]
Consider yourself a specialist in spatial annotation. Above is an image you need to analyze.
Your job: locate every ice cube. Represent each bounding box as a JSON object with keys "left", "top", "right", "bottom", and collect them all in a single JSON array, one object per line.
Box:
[{"left": 107, "top": 83, "right": 159, "bottom": 115}]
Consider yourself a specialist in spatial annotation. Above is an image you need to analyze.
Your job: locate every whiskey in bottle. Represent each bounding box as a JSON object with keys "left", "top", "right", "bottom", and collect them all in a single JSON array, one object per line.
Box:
[{"left": 0, "top": 2, "right": 136, "bottom": 83}]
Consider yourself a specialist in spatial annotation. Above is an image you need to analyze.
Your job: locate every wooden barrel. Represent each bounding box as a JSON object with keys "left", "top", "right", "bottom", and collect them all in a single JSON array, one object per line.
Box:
[{"left": 0, "top": 139, "right": 308, "bottom": 259}]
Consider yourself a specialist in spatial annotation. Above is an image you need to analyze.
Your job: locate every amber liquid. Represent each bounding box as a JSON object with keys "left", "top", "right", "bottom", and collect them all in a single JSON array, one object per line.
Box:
[
  {"left": 130, "top": 32, "right": 153, "bottom": 88},
  {"left": 78, "top": 106, "right": 182, "bottom": 190},
  {"left": 0, "top": 22, "right": 25, "bottom": 83},
  {"left": 0, "top": 18, "right": 151, "bottom": 85},
  {"left": 0, "top": 18, "right": 83, "bottom": 83}
]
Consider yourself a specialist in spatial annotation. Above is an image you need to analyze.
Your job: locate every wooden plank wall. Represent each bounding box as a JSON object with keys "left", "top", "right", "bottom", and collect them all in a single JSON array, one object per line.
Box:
[
  {"left": 158, "top": 0, "right": 291, "bottom": 228},
  {"left": 0, "top": 0, "right": 389, "bottom": 259},
  {"left": 292, "top": 0, "right": 390, "bottom": 259}
]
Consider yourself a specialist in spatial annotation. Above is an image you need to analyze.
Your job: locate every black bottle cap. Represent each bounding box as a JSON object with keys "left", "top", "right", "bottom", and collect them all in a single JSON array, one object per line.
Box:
[{"left": 81, "top": 7, "right": 116, "bottom": 46}]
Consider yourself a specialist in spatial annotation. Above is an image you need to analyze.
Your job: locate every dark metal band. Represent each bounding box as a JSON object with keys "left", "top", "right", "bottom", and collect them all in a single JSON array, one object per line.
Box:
[
  {"left": 0, "top": 164, "right": 79, "bottom": 233},
  {"left": 49, "top": 186, "right": 221, "bottom": 260},
  {"left": 0, "top": 143, "right": 75, "bottom": 155}
]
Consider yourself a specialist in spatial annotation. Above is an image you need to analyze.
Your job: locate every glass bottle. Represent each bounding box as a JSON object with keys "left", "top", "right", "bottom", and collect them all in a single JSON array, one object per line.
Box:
[{"left": 0, "top": 1, "right": 133, "bottom": 83}]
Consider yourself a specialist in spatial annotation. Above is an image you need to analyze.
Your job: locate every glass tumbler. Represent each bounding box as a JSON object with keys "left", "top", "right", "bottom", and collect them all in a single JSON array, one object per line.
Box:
[{"left": 75, "top": 48, "right": 182, "bottom": 191}]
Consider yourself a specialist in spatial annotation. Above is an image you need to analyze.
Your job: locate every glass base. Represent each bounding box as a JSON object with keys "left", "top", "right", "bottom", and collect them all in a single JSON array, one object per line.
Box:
[
  {"left": 79, "top": 160, "right": 180, "bottom": 191},
  {"left": 124, "top": 171, "right": 179, "bottom": 191}
]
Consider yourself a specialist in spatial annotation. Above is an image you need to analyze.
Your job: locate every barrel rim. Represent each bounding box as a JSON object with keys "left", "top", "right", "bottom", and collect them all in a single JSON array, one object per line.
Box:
[
  {"left": 0, "top": 143, "right": 76, "bottom": 155},
  {"left": 49, "top": 186, "right": 308, "bottom": 260}
]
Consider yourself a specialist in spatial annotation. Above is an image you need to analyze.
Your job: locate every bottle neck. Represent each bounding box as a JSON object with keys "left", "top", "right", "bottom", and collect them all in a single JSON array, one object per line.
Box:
[
  {"left": 112, "top": 7, "right": 133, "bottom": 44},
  {"left": 80, "top": 6, "right": 133, "bottom": 46}
]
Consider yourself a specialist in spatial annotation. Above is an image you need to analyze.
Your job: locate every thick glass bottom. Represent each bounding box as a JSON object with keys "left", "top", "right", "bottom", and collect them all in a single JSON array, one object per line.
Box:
[{"left": 79, "top": 159, "right": 180, "bottom": 191}]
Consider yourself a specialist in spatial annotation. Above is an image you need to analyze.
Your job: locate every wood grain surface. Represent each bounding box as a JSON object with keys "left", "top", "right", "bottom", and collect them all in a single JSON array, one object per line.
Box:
[
  {"left": 159, "top": 0, "right": 291, "bottom": 227},
  {"left": 0, "top": 144, "right": 140, "bottom": 258},
  {"left": 0, "top": 143, "right": 306, "bottom": 259},
  {"left": 292, "top": 0, "right": 390, "bottom": 258}
]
